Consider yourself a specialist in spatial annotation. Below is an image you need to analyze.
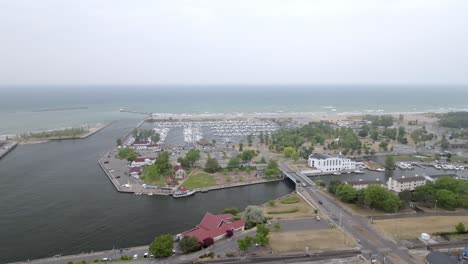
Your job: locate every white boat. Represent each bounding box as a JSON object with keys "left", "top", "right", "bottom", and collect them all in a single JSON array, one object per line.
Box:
[
  {"left": 333, "top": 172, "right": 342, "bottom": 175},
  {"left": 354, "top": 170, "right": 365, "bottom": 174},
  {"left": 376, "top": 168, "right": 386, "bottom": 172},
  {"left": 119, "top": 107, "right": 125, "bottom": 112},
  {"left": 173, "top": 189, "right": 196, "bottom": 198},
  {"left": 434, "top": 164, "right": 442, "bottom": 169}
]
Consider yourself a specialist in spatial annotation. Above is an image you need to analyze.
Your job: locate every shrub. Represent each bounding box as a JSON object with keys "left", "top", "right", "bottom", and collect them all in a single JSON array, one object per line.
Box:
[
  {"left": 120, "top": 255, "right": 132, "bottom": 260},
  {"left": 268, "top": 200, "right": 276, "bottom": 206},
  {"left": 226, "top": 252, "right": 236, "bottom": 257},
  {"left": 203, "top": 237, "right": 214, "bottom": 248},
  {"left": 223, "top": 207, "right": 239, "bottom": 215},
  {"left": 456, "top": 222, "right": 466, "bottom": 234},
  {"left": 226, "top": 229, "right": 234, "bottom": 238},
  {"left": 281, "top": 197, "right": 300, "bottom": 204},
  {"left": 179, "top": 236, "right": 201, "bottom": 253}
]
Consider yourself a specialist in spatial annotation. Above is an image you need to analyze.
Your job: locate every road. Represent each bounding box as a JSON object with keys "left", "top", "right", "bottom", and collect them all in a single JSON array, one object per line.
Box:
[{"left": 279, "top": 160, "right": 418, "bottom": 264}]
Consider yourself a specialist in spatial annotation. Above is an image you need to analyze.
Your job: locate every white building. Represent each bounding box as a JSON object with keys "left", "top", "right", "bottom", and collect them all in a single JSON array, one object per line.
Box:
[
  {"left": 130, "top": 157, "right": 156, "bottom": 168},
  {"left": 346, "top": 179, "right": 385, "bottom": 190},
  {"left": 387, "top": 176, "right": 426, "bottom": 193},
  {"left": 308, "top": 153, "right": 356, "bottom": 172}
]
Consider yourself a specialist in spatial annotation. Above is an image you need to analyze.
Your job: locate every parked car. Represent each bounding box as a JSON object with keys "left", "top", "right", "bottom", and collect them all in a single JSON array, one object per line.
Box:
[
  {"left": 318, "top": 200, "right": 323, "bottom": 205},
  {"left": 133, "top": 254, "right": 138, "bottom": 259},
  {"left": 315, "top": 215, "right": 321, "bottom": 221},
  {"left": 144, "top": 253, "right": 148, "bottom": 258}
]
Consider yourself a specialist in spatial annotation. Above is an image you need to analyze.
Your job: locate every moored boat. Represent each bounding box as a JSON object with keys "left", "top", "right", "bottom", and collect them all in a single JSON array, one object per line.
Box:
[{"left": 173, "top": 188, "right": 196, "bottom": 198}]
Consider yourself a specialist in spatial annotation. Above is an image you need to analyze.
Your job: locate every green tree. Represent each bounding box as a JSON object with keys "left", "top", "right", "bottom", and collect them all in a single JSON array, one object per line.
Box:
[
  {"left": 149, "top": 234, "right": 173, "bottom": 257},
  {"left": 151, "top": 133, "right": 161, "bottom": 143},
  {"left": 456, "top": 222, "right": 466, "bottom": 233},
  {"left": 384, "top": 156, "right": 396, "bottom": 170},
  {"left": 244, "top": 205, "right": 265, "bottom": 228},
  {"left": 398, "top": 190, "right": 412, "bottom": 206},
  {"left": 177, "top": 157, "right": 190, "bottom": 168},
  {"left": 237, "top": 236, "right": 253, "bottom": 252},
  {"left": 247, "top": 134, "right": 253, "bottom": 147},
  {"left": 185, "top": 149, "right": 201, "bottom": 168},
  {"left": 283, "top": 147, "right": 296, "bottom": 158},
  {"left": 336, "top": 184, "right": 358, "bottom": 203},
  {"left": 328, "top": 180, "right": 343, "bottom": 195},
  {"left": 204, "top": 157, "right": 220, "bottom": 173},
  {"left": 240, "top": 150, "right": 257, "bottom": 162},
  {"left": 365, "top": 185, "right": 402, "bottom": 212},
  {"left": 255, "top": 224, "right": 270, "bottom": 246},
  {"left": 379, "top": 141, "right": 389, "bottom": 151},
  {"left": 116, "top": 138, "right": 122, "bottom": 146},
  {"left": 178, "top": 236, "right": 201, "bottom": 253},
  {"left": 239, "top": 143, "right": 243, "bottom": 151},
  {"left": 227, "top": 157, "right": 241, "bottom": 169},
  {"left": 440, "top": 135, "right": 449, "bottom": 151},
  {"left": 435, "top": 189, "right": 459, "bottom": 209},
  {"left": 259, "top": 132, "right": 264, "bottom": 144}
]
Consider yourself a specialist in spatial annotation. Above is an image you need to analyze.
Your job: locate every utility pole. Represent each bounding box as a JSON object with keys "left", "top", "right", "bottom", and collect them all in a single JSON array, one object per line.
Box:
[{"left": 435, "top": 199, "right": 438, "bottom": 212}]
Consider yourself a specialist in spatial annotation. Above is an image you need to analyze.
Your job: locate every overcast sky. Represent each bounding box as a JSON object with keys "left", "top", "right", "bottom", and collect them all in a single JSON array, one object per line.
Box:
[{"left": 0, "top": 0, "right": 467, "bottom": 86}]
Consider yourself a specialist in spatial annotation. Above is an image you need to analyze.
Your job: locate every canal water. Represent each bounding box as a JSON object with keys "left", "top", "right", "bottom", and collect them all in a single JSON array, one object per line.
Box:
[{"left": 0, "top": 120, "right": 294, "bottom": 263}]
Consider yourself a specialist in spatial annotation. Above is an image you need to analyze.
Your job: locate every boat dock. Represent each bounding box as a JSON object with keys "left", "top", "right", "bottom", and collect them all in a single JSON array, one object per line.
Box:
[{"left": 0, "top": 141, "right": 18, "bottom": 160}]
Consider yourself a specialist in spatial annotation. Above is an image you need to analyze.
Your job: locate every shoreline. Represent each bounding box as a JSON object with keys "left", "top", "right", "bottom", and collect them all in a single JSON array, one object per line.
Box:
[{"left": 0, "top": 141, "right": 18, "bottom": 160}]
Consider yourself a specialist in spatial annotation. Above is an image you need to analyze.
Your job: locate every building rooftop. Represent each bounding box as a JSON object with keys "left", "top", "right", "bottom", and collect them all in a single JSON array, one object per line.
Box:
[
  {"left": 395, "top": 176, "right": 426, "bottom": 183},
  {"left": 309, "top": 153, "right": 334, "bottom": 160},
  {"left": 347, "top": 180, "right": 383, "bottom": 185},
  {"left": 182, "top": 212, "right": 245, "bottom": 242},
  {"left": 425, "top": 251, "right": 458, "bottom": 264}
]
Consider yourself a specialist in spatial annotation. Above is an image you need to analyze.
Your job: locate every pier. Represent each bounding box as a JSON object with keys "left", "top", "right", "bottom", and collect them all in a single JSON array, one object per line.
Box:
[{"left": 0, "top": 141, "right": 18, "bottom": 160}]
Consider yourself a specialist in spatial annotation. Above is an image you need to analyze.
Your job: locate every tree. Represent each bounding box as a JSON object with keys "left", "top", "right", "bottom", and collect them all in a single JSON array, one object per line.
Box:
[
  {"left": 223, "top": 207, "right": 239, "bottom": 215},
  {"left": 365, "top": 185, "right": 402, "bottom": 212},
  {"left": 255, "top": 224, "right": 270, "bottom": 246},
  {"left": 149, "top": 234, "right": 173, "bottom": 257},
  {"left": 241, "top": 150, "right": 257, "bottom": 162},
  {"left": 259, "top": 132, "right": 264, "bottom": 144},
  {"left": 328, "top": 180, "right": 343, "bottom": 195},
  {"left": 227, "top": 157, "right": 241, "bottom": 169},
  {"left": 247, "top": 134, "right": 253, "bottom": 147},
  {"left": 379, "top": 141, "right": 389, "bottom": 151},
  {"left": 456, "top": 222, "right": 466, "bottom": 234},
  {"left": 151, "top": 133, "right": 161, "bottom": 143},
  {"left": 239, "top": 143, "right": 243, "bottom": 151},
  {"left": 186, "top": 149, "right": 201, "bottom": 168},
  {"left": 202, "top": 237, "right": 214, "bottom": 248},
  {"left": 435, "top": 189, "right": 459, "bottom": 209},
  {"left": 116, "top": 138, "right": 122, "bottom": 146},
  {"left": 237, "top": 236, "right": 253, "bottom": 252},
  {"left": 440, "top": 135, "right": 449, "bottom": 151},
  {"left": 336, "top": 184, "right": 358, "bottom": 203},
  {"left": 384, "top": 156, "right": 396, "bottom": 170},
  {"left": 178, "top": 236, "right": 201, "bottom": 253},
  {"left": 358, "top": 129, "right": 369, "bottom": 138},
  {"left": 177, "top": 157, "right": 190, "bottom": 168},
  {"left": 283, "top": 147, "right": 296, "bottom": 158},
  {"left": 244, "top": 205, "right": 265, "bottom": 228},
  {"left": 398, "top": 190, "right": 412, "bottom": 206},
  {"left": 205, "top": 158, "right": 220, "bottom": 173}
]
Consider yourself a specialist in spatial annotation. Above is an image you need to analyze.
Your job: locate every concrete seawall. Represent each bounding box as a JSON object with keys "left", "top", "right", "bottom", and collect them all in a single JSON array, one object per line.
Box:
[
  {"left": 0, "top": 141, "right": 18, "bottom": 160},
  {"left": 98, "top": 158, "right": 134, "bottom": 194}
]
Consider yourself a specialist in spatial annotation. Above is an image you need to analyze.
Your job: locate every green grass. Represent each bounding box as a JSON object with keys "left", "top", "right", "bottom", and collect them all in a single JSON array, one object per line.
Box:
[
  {"left": 182, "top": 172, "right": 217, "bottom": 189},
  {"left": 267, "top": 208, "right": 299, "bottom": 214},
  {"left": 392, "top": 155, "right": 435, "bottom": 162},
  {"left": 281, "top": 197, "right": 300, "bottom": 204},
  {"left": 452, "top": 156, "right": 468, "bottom": 163}
]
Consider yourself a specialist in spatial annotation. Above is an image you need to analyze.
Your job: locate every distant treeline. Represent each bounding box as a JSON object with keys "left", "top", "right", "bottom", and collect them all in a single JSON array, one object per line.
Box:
[
  {"left": 439, "top": 112, "right": 468, "bottom": 128},
  {"left": 18, "top": 127, "right": 89, "bottom": 139}
]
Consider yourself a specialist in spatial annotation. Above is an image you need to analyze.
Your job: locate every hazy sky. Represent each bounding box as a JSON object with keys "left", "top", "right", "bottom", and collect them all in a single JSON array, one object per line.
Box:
[{"left": 1, "top": 0, "right": 467, "bottom": 86}]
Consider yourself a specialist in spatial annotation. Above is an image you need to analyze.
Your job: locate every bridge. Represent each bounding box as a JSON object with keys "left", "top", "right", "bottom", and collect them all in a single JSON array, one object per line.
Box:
[{"left": 279, "top": 160, "right": 316, "bottom": 188}]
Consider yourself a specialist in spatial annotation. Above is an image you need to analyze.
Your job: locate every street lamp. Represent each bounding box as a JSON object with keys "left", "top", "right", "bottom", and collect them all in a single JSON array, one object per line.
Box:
[{"left": 435, "top": 199, "right": 438, "bottom": 212}]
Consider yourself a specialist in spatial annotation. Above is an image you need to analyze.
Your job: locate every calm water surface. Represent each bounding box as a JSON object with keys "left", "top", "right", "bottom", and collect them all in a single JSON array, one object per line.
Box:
[{"left": 0, "top": 120, "right": 294, "bottom": 263}]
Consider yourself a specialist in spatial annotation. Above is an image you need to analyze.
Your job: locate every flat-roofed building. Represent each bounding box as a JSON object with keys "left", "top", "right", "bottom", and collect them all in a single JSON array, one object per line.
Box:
[
  {"left": 308, "top": 153, "right": 356, "bottom": 172},
  {"left": 387, "top": 176, "right": 426, "bottom": 193},
  {"left": 346, "top": 179, "right": 385, "bottom": 190}
]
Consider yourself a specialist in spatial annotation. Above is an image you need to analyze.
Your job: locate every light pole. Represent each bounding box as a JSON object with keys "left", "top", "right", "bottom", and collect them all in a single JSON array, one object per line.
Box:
[{"left": 435, "top": 199, "right": 438, "bottom": 212}]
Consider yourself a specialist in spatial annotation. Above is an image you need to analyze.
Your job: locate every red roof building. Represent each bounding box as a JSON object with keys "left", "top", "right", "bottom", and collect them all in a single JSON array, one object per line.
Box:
[{"left": 179, "top": 213, "right": 245, "bottom": 243}]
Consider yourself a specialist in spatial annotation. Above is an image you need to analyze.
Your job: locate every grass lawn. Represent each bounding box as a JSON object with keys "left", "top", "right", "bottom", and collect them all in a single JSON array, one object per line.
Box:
[
  {"left": 262, "top": 193, "right": 316, "bottom": 220},
  {"left": 144, "top": 176, "right": 167, "bottom": 186},
  {"left": 392, "top": 155, "right": 435, "bottom": 162},
  {"left": 452, "top": 156, "right": 468, "bottom": 163},
  {"left": 270, "top": 229, "right": 355, "bottom": 253},
  {"left": 374, "top": 216, "right": 468, "bottom": 239},
  {"left": 182, "top": 172, "right": 217, "bottom": 189}
]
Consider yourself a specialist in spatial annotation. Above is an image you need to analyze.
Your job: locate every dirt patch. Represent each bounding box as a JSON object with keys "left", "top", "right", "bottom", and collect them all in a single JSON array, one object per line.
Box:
[
  {"left": 374, "top": 216, "right": 468, "bottom": 239},
  {"left": 270, "top": 229, "right": 355, "bottom": 253},
  {"left": 213, "top": 170, "right": 260, "bottom": 185}
]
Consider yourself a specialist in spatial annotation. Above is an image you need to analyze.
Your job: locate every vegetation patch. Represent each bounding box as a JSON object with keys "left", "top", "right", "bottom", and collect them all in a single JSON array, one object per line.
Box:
[
  {"left": 280, "top": 197, "right": 300, "bottom": 204},
  {"left": 182, "top": 172, "right": 217, "bottom": 189},
  {"left": 18, "top": 127, "right": 89, "bottom": 140},
  {"left": 267, "top": 208, "right": 299, "bottom": 214}
]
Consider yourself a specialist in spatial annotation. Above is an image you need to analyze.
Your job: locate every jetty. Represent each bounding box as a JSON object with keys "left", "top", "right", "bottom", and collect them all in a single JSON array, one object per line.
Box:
[{"left": 0, "top": 141, "right": 18, "bottom": 160}]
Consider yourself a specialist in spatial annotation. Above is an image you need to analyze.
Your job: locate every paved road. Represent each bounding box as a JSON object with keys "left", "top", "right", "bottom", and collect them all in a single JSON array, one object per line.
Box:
[
  {"left": 279, "top": 160, "right": 418, "bottom": 264},
  {"left": 275, "top": 218, "right": 331, "bottom": 232},
  {"left": 302, "top": 186, "right": 418, "bottom": 263}
]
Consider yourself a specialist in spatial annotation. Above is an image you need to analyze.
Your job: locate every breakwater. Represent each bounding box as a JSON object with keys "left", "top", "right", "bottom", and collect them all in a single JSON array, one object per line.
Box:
[{"left": 0, "top": 141, "right": 18, "bottom": 160}]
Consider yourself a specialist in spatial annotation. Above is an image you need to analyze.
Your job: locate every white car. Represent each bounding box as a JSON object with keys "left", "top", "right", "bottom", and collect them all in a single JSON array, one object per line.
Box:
[
  {"left": 144, "top": 253, "right": 148, "bottom": 258},
  {"left": 315, "top": 215, "right": 321, "bottom": 221},
  {"left": 133, "top": 254, "right": 138, "bottom": 259}
]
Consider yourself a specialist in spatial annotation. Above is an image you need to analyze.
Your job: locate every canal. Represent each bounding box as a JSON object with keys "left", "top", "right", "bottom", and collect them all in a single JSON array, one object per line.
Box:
[{"left": 0, "top": 120, "right": 294, "bottom": 263}]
